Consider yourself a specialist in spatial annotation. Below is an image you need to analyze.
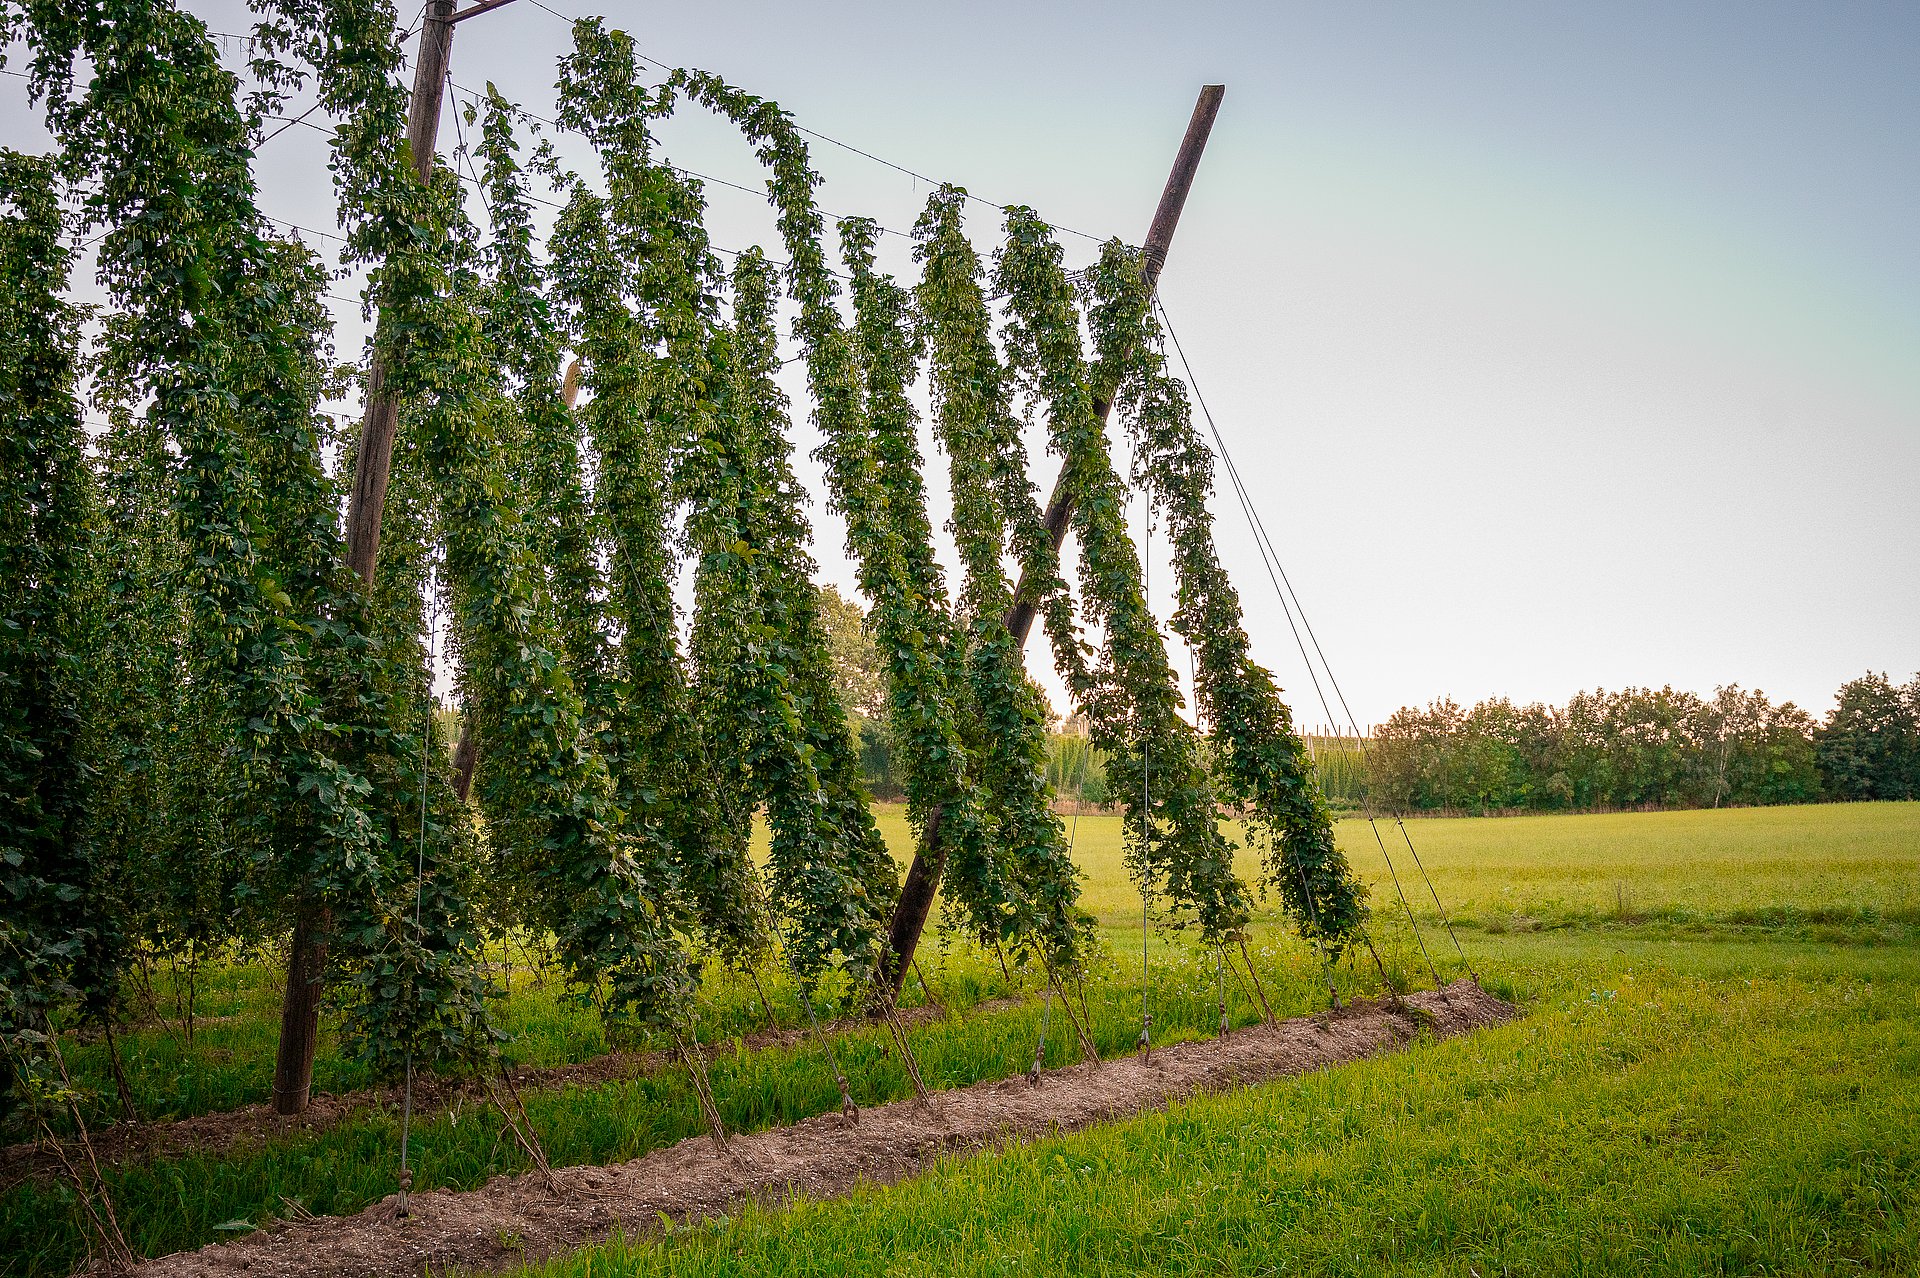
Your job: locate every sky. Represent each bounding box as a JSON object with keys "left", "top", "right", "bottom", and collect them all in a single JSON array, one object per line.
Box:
[{"left": 5, "top": 1, "right": 1916, "bottom": 728}]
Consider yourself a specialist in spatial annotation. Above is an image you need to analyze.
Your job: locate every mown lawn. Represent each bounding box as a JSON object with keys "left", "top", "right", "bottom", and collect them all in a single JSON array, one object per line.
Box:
[{"left": 8, "top": 802, "right": 1916, "bottom": 1277}]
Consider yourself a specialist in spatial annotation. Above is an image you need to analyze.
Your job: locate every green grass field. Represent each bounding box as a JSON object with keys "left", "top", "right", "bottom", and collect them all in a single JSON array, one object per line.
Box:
[
  {"left": 6, "top": 802, "right": 1916, "bottom": 1277},
  {"left": 528, "top": 933, "right": 1920, "bottom": 1277},
  {"left": 892, "top": 800, "right": 1920, "bottom": 936}
]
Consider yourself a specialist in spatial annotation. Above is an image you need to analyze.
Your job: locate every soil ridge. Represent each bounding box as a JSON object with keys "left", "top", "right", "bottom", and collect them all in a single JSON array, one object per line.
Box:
[
  {"left": 3, "top": 997, "right": 993, "bottom": 1192},
  {"left": 127, "top": 979, "right": 1516, "bottom": 1278}
]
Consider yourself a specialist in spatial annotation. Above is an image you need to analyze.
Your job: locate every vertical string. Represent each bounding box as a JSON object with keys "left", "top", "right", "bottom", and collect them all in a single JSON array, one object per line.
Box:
[
  {"left": 399, "top": 565, "right": 435, "bottom": 1217},
  {"left": 1138, "top": 483, "right": 1153, "bottom": 1063}
]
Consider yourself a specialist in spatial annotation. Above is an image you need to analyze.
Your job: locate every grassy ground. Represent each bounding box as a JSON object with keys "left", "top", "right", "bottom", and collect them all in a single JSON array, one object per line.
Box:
[
  {"left": 517, "top": 801, "right": 1919, "bottom": 1278},
  {"left": 8, "top": 802, "right": 1916, "bottom": 1276},
  {"left": 1048, "top": 800, "right": 1920, "bottom": 933},
  {"left": 530, "top": 934, "right": 1919, "bottom": 1277}
]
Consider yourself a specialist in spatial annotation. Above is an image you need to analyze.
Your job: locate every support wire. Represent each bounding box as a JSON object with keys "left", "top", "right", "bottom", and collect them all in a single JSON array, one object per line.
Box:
[{"left": 1156, "top": 298, "right": 1477, "bottom": 990}]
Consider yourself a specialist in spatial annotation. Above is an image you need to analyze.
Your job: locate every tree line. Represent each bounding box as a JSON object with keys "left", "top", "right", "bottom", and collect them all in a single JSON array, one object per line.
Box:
[
  {"left": 1363, "top": 674, "right": 1919, "bottom": 814},
  {"left": 821, "top": 588, "right": 1915, "bottom": 817}
]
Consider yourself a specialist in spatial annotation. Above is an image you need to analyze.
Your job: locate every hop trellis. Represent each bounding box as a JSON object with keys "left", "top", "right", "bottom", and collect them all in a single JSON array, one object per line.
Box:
[{"left": 0, "top": 0, "right": 1365, "bottom": 1117}]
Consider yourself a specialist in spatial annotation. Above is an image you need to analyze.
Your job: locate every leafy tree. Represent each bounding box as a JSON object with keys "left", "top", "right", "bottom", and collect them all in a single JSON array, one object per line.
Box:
[
  {"left": 1369, "top": 684, "right": 1827, "bottom": 813},
  {"left": 816, "top": 585, "right": 890, "bottom": 722},
  {"left": 1818, "top": 672, "right": 1919, "bottom": 801}
]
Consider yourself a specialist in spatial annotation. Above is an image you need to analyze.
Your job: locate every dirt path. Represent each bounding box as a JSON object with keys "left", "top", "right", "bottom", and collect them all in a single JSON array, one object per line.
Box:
[
  {"left": 3, "top": 997, "right": 999, "bottom": 1192},
  {"left": 131, "top": 980, "right": 1516, "bottom": 1278}
]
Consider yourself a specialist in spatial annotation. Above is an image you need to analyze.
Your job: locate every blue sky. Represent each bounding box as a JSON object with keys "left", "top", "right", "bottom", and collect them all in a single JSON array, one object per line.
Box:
[{"left": 5, "top": 1, "right": 1915, "bottom": 725}]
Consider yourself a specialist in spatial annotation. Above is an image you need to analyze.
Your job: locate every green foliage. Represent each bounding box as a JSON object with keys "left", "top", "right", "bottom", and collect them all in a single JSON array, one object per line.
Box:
[
  {"left": 554, "top": 26, "right": 757, "bottom": 967},
  {"left": 814, "top": 586, "right": 899, "bottom": 797},
  {"left": 2, "top": 0, "right": 1446, "bottom": 1146},
  {"left": 673, "top": 244, "right": 893, "bottom": 987},
  {"left": 1084, "top": 243, "right": 1365, "bottom": 953},
  {"left": 0, "top": 148, "right": 112, "bottom": 1118},
  {"left": 472, "top": 90, "right": 608, "bottom": 723},
  {"left": 815, "top": 586, "right": 889, "bottom": 722},
  {"left": 239, "top": 0, "right": 496, "bottom": 1072},
  {"left": 1371, "top": 685, "right": 1826, "bottom": 813},
  {"left": 994, "top": 208, "right": 1248, "bottom": 946},
  {"left": 10, "top": 0, "right": 498, "bottom": 1083},
  {"left": 1817, "top": 671, "right": 1919, "bottom": 802},
  {"left": 1045, "top": 731, "right": 1110, "bottom": 808},
  {"left": 835, "top": 216, "right": 1005, "bottom": 950},
  {"left": 914, "top": 186, "right": 1088, "bottom": 967},
  {"left": 413, "top": 174, "right": 688, "bottom": 1030}
]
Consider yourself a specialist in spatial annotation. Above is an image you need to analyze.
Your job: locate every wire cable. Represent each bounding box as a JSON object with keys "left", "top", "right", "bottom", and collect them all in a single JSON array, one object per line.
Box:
[
  {"left": 1156, "top": 296, "right": 1476, "bottom": 988},
  {"left": 511, "top": 0, "right": 1109, "bottom": 244},
  {"left": 1137, "top": 482, "right": 1154, "bottom": 1062},
  {"left": 1166, "top": 309, "right": 1438, "bottom": 992}
]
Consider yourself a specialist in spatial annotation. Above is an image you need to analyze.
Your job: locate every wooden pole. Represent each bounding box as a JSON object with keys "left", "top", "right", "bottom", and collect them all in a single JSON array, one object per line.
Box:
[
  {"left": 1003, "top": 82, "right": 1224, "bottom": 648},
  {"left": 340, "top": 0, "right": 457, "bottom": 588},
  {"left": 271, "top": 0, "right": 461, "bottom": 1118},
  {"left": 880, "top": 84, "right": 1226, "bottom": 999}
]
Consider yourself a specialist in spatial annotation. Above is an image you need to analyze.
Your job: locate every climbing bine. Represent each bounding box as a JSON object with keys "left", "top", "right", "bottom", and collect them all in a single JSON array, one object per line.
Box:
[
  {"left": 1157, "top": 296, "right": 1481, "bottom": 1001},
  {"left": 746, "top": 858, "right": 862, "bottom": 1126}
]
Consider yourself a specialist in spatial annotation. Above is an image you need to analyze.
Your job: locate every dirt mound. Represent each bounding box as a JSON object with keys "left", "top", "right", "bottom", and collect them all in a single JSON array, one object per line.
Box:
[
  {"left": 3, "top": 997, "right": 991, "bottom": 1192},
  {"left": 128, "top": 980, "right": 1516, "bottom": 1278}
]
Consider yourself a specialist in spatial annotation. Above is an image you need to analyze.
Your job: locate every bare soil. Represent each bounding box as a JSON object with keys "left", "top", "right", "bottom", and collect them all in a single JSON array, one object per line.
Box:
[
  {"left": 2, "top": 997, "right": 993, "bottom": 1193},
  {"left": 128, "top": 979, "right": 1516, "bottom": 1278}
]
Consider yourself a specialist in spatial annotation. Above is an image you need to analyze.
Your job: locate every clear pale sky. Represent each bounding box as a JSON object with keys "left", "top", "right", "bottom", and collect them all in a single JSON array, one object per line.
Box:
[{"left": 6, "top": 1, "right": 1915, "bottom": 727}]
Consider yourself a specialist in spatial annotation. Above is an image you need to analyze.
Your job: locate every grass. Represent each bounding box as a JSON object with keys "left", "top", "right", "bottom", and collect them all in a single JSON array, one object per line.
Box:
[
  {"left": 1056, "top": 800, "right": 1920, "bottom": 933},
  {"left": 2, "top": 928, "right": 1405, "bottom": 1278},
  {"left": 57, "top": 802, "right": 1919, "bottom": 1127},
  {"left": 7, "top": 801, "right": 1917, "bottom": 1277},
  {"left": 529, "top": 934, "right": 1920, "bottom": 1277}
]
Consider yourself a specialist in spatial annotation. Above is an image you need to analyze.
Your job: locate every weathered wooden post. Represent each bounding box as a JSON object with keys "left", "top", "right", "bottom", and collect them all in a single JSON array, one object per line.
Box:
[{"left": 272, "top": 0, "right": 519, "bottom": 1117}]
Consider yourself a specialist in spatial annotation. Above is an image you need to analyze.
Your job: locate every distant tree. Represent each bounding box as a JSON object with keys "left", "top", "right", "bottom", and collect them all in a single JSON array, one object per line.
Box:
[
  {"left": 1366, "top": 682, "right": 1825, "bottom": 813},
  {"left": 1704, "top": 685, "right": 1820, "bottom": 807},
  {"left": 856, "top": 719, "right": 901, "bottom": 800},
  {"left": 814, "top": 584, "right": 889, "bottom": 722},
  {"left": 1817, "top": 672, "right": 1919, "bottom": 800}
]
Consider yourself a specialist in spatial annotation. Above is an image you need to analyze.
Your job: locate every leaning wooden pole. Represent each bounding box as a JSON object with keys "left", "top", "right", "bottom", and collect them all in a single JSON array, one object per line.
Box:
[
  {"left": 270, "top": 0, "right": 463, "bottom": 1117},
  {"left": 879, "top": 84, "right": 1226, "bottom": 999}
]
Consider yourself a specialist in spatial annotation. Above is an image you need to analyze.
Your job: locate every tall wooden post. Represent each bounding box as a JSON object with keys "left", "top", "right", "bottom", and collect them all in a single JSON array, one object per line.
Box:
[
  {"left": 880, "top": 84, "right": 1227, "bottom": 999},
  {"left": 270, "top": 0, "right": 476, "bottom": 1117}
]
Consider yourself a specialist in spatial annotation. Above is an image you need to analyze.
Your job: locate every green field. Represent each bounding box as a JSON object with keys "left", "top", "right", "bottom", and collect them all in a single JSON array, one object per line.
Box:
[
  {"left": 893, "top": 800, "right": 1920, "bottom": 936},
  {"left": 6, "top": 802, "right": 1917, "bottom": 1277},
  {"left": 528, "top": 802, "right": 1920, "bottom": 1278}
]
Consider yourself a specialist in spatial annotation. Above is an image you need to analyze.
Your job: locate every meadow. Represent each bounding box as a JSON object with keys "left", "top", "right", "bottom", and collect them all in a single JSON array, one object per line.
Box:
[{"left": 5, "top": 802, "right": 1915, "bottom": 1276}]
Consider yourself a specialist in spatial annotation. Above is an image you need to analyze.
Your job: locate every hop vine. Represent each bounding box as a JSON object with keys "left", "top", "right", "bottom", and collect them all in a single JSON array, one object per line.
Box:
[
  {"left": 1084, "top": 245, "right": 1368, "bottom": 951},
  {"left": 995, "top": 208, "right": 1251, "bottom": 946},
  {"left": 913, "top": 186, "right": 1090, "bottom": 967}
]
